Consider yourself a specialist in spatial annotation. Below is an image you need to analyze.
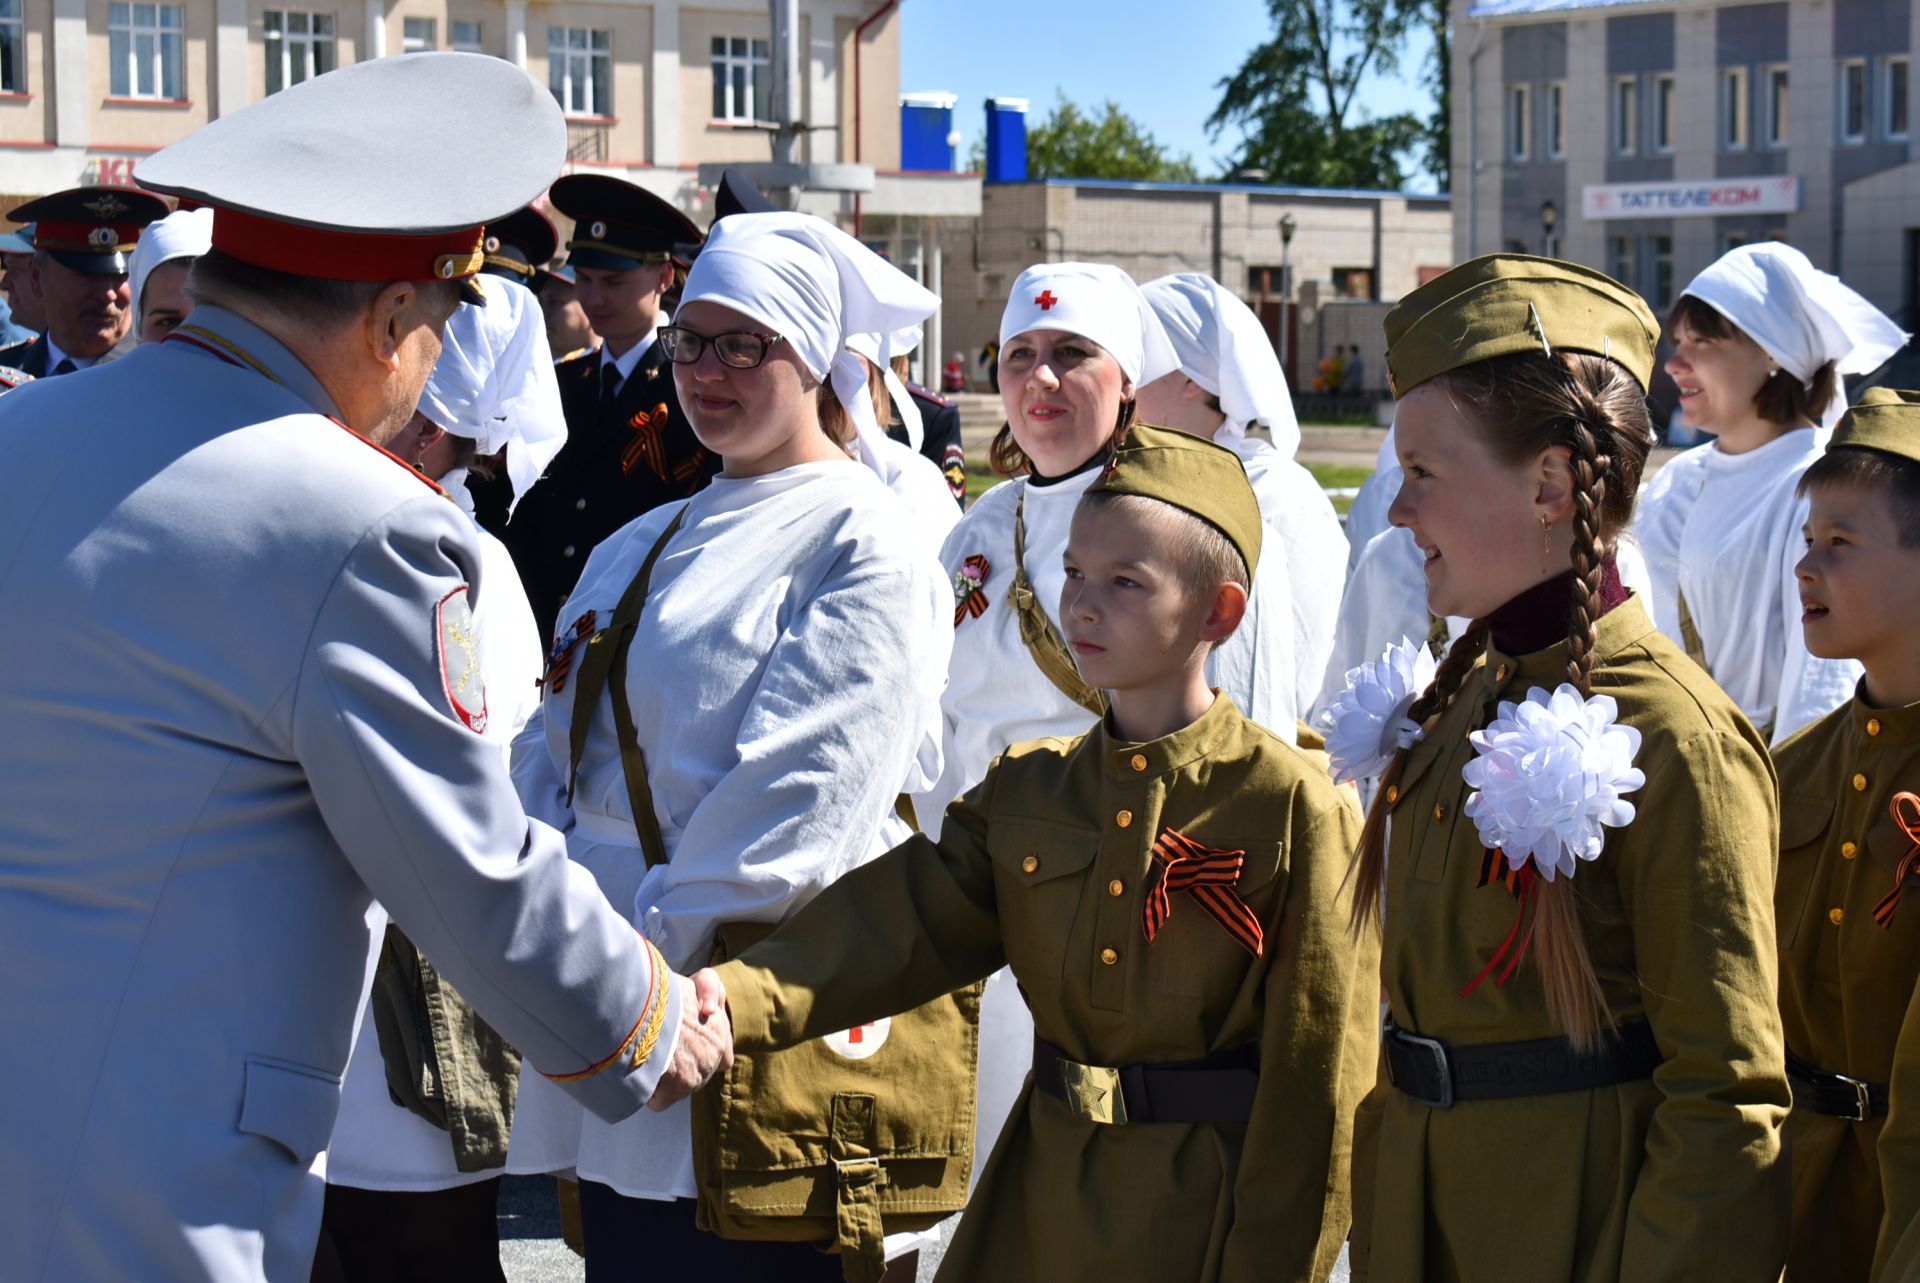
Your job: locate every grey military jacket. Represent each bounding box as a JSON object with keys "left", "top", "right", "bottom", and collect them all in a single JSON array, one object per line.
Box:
[{"left": 0, "top": 307, "right": 679, "bottom": 1282}]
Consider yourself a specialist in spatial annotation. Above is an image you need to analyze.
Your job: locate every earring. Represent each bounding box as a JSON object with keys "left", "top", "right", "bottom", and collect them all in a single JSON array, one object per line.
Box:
[{"left": 1541, "top": 515, "right": 1553, "bottom": 560}]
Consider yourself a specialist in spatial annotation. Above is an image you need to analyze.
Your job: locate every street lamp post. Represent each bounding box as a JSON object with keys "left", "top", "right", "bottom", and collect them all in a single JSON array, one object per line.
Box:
[
  {"left": 1278, "top": 212, "right": 1297, "bottom": 382},
  {"left": 1541, "top": 198, "right": 1559, "bottom": 258}
]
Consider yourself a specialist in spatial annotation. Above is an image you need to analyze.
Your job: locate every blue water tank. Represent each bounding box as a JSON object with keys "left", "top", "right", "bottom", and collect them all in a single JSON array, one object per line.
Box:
[
  {"left": 985, "top": 96, "right": 1029, "bottom": 184},
  {"left": 900, "top": 92, "right": 957, "bottom": 171}
]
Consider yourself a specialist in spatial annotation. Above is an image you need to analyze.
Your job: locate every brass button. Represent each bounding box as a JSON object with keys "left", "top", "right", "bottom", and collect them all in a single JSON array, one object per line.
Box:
[
  {"left": 1870, "top": 719, "right": 1884, "bottom": 736},
  {"left": 1433, "top": 802, "right": 1448, "bottom": 822},
  {"left": 1855, "top": 773, "right": 1870, "bottom": 792},
  {"left": 1116, "top": 809, "right": 1134, "bottom": 828},
  {"left": 1495, "top": 663, "right": 1510, "bottom": 682},
  {"left": 1108, "top": 879, "right": 1125, "bottom": 897},
  {"left": 1843, "top": 841, "right": 1859, "bottom": 860},
  {"left": 1385, "top": 784, "right": 1400, "bottom": 805},
  {"left": 1021, "top": 855, "right": 1039, "bottom": 874},
  {"left": 1100, "top": 947, "right": 1119, "bottom": 966},
  {"left": 1130, "top": 753, "right": 1148, "bottom": 771},
  {"left": 1830, "top": 907, "right": 1846, "bottom": 926}
]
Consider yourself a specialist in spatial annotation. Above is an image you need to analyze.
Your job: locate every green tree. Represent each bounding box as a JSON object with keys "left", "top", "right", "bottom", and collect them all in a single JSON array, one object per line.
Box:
[
  {"left": 1209, "top": 0, "right": 1446, "bottom": 191},
  {"left": 969, "top": 93, "right": 1201, "bottom": 183}
]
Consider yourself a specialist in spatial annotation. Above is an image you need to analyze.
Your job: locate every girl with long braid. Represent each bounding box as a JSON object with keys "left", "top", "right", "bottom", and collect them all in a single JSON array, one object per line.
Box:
[{"left": 1328, "top": 256, "right": 1791, "bottom": 1281}]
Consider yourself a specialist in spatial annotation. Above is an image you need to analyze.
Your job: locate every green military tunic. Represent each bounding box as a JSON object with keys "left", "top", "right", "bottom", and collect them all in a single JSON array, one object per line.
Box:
[
  {"left": 1871, "top": 968, "right": 1920, "bottom": 1280},
  {"left": 1351, "top": 597, "right": 1791, "bottom": 1282},
  {"left": 1775, "top": 691, "right": 1920, "bottom": 1281},
  {"left": 714, "top": 694, "right": 1379, "bottom": 1282}
]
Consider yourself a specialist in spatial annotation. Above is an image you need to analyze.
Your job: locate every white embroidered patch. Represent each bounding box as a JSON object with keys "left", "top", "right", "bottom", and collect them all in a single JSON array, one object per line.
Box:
[
  {"left": 436, "top": 585, "right": 489, "bottom": 735},
  {"left": 823, "top": 1018, "right": 891, "bottom": 1061}
]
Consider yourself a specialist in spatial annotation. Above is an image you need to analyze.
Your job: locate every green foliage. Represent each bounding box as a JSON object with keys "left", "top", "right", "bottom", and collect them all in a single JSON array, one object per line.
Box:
[
  {"left": 968, "top": 93, "right": 1201, "bottom": 183},
  {"left": 1210, "top": 0, "right": 1451, "bottom": 191}
]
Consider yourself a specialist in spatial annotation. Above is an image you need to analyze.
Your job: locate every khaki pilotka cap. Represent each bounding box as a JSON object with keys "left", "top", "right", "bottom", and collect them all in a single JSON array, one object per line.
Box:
[
  {"left": 1384, "top": 253, "right": 1663, "bottom": 396},
  {"left": 1828, "top": 387, "right": 1920, "bottom": 462},
  {"left": 1089, "top": 423, "right": 1264, "bottom": 577}
]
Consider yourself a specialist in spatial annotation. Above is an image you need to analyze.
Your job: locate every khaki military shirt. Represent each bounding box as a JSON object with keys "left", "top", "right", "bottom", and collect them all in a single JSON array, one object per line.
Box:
[
  {"left": 1776, "top": 692, "right": 1920, "bottom": 1281},
  {"left": 717, "top": 694, "right": 1378, "bottom": 1283},
  {"left": 1352, "top": 598, "right": 1791, "bottom": 1283}
]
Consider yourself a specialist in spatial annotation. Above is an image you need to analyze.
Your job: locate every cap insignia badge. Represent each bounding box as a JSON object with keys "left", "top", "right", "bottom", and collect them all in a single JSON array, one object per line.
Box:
[
  {"left": 81, "top": 194, "right": 130, "bottom": 218},
  {"left": 87, "top": 227, "right": 118, "bottom": 248},
  {"left": 589, "top": 220, "right": 608, "bottom": 240}
]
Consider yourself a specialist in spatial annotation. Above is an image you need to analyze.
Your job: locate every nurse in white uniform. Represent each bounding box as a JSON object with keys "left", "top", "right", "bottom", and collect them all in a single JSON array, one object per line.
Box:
[
  {"left": 1635, "top": 242, "right": 1906, "bottom": 742},
  {"left": 505, "top": 211, "right": 949, "bottom": 1280}
]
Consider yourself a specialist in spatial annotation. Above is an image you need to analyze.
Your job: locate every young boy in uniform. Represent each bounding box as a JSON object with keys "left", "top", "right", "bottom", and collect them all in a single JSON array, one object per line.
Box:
[
  {"left": 1776, "top": 387, "right": 1920, "bottom": 1281},
  {"left": 695, "top": 424, "right": 1379, "bottom": 1283}
]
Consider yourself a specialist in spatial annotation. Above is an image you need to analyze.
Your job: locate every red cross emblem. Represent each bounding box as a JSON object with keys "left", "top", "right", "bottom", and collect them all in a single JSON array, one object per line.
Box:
[
  {"left": 1034, "top": 290, "right": 1058, "bottom": 311},
  {"left": 846, "top": 1023, "right": 874, "bottom": 1044}
]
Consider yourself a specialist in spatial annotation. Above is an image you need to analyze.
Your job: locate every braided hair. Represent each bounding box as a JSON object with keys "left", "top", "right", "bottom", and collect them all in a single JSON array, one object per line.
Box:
[{"left": 1350, "top": 351, "right": 1653, "bottom": 1050}]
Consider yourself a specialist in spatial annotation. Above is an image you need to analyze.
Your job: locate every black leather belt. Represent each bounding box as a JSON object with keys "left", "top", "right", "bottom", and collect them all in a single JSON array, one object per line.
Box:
[
  {"left": 1787, "top": 1049, "right": 1888, "bottom": 1122},
  {"left": 1031, "top": 1035, "right": 1258, "bottom": 1125},
  {"left": 1383, "top": 1016, "right": 1662, "bottom": 1109}
]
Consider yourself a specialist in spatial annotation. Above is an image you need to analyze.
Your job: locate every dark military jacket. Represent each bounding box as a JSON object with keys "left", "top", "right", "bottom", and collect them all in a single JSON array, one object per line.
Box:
[
  {"left": 0, "top": 335, "right": 48, "bottom": 379},
  {"left": 889, "top": 384, "right": 965, "bottom": 507},
  {"left": 498, "top": 341, "right": 718, "bottom": 637}
]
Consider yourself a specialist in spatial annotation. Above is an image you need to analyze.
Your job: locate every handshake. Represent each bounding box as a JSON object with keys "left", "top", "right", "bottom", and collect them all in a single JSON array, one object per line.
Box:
[{"left": 646, "top": 967, "right": 734, "bottom": 1110}]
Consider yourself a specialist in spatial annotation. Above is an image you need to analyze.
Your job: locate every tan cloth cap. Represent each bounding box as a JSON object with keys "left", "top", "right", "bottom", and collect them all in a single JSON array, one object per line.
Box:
[
  {"left": 1384, "top": 253, "right": 1661, "bottom": 396},
  {"left": 1829, "top": 387, "right": 1920, "bottom": 464},
  {"left": 1089, "top": 424, "right": 1263, "bottom": 577}
]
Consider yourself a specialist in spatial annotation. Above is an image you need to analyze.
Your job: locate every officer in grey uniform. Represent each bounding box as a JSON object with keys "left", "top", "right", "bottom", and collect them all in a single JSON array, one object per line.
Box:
[{"left": 0, "top": 53, "right": 728, "bottom": 1283}]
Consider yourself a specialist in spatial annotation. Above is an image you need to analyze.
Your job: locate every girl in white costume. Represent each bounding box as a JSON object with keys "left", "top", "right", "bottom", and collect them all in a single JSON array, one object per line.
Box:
[
  {"left": 504, "top": 212, "right": 949, "bottom": 1279},
  {"left": 319, "top": 273, "right": 563, "bottom": 1278},
  {"left": 912, "top": 262, "right": 1302, "bottom": 1189},
  {"left": 1138, "top": 271, "right": 1348, "bottom": 713},
  {"left": 844, "top": 323, "right": 962, "bottom": 558},
  {"left": 1635, "top": 242, "right": 1905, "bottom": 742}
]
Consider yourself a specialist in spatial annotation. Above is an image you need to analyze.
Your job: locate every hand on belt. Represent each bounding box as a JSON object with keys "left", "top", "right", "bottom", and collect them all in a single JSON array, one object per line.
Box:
[{"left": 1031, "top": 1035, "right": 1259, "bottom": 1125}]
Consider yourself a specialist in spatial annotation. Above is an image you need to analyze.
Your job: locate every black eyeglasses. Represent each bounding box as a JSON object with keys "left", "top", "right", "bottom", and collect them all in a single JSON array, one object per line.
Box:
[{"left": 657, "top": 326, "right": 789, "bottom": 369}]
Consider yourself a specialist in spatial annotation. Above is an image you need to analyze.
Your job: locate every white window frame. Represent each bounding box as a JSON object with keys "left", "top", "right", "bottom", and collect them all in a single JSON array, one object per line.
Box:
[
  {"left": 401, "top": 15, "right": 433, "bottom": 51},
  {"left": 264, "top": 10, "right": 334, "bottom": 96},
  {"left": 1612, "top": 75, "right": 1638, "bottom": 157},
  {"left": 1650, "top": 72, "right": 1675, "bottom": 155},
  {"left": 1607, "top": 235, "right": 1635, "bottom": 289},
  {"left": 710, "top": 35, "right": 770, "bottom": 124},
  {"left": 1886, "top": 55, "right": 1910, "bottom": 141},
  {"left": 1721, "top": 66, "right": 1749, "bottom": 151},
  {"left": 1762, "top": 64, "right": 1789, "bottom": 148},
  {"left": 450, "top": 18, "right": 481, "bottom": 52},
  {"left": 0, "top": 0, "right": 24, "bottom": 94},
  {"left": 1840, "top": 57, "right": 1868, "bottom": 145},
  {"left": 1545, "top": 81, "right": 1565, "bottom": 160},
  {"left": 1506, "top": 82, "right": 1531, "bottom": 162},
  {"left": 548, "top": 25, "right": 610, "bottom": 118},
  {"left": 108, "top": 2, "right": 183, "bottom": 100}
]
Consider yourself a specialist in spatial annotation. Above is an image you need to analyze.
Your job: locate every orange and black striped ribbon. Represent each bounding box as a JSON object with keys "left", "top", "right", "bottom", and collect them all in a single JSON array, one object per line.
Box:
[
  {"left": 622, "top": 403, "right": 672, "bottom": 478},
  {"left": 1874, "top": 791, "right": 1920, "bottom": 928},
  {"left": 1462, "top": 856, "right": 1538, "bottom": 997},
  {"left": 672, "top": 447, "right": 710, "bottom": 486},
  {"left": 539, "top": 609, "right": 597, "bottom": 694},
  {"left": 1143, "top": 828, "right": 1263, "bottom": 957},
  {"left": 953, "top": 554, "right": 990, "bottom": 628}
]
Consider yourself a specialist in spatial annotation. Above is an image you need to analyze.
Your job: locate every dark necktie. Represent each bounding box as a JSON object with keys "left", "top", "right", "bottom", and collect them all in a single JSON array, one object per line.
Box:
[
  {"left": 50, "top": 358, "right": 76, "bottom": 377},
  {"left": 600, "top": 362, "right": 621, "bottom": 407}
]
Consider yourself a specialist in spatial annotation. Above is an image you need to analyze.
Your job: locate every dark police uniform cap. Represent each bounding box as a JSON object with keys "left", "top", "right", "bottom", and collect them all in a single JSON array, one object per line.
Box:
[
  {"left": 134, "top": 52, "right": 567, "bottom": 306},
  {"left": 538, "top": 258, "right": 576, "bottom": 288},
  {"left": 549, "top": 174, "right": 701, "bottom": 273},
  {"left": 481, "top": 206, "right": 560, "bottom": 284},
  {"left": 8, "top": 188, "right": 168, "bottom": 275},
  {"left": 674, "top": 169, "right": 775, "bottom": 266}
]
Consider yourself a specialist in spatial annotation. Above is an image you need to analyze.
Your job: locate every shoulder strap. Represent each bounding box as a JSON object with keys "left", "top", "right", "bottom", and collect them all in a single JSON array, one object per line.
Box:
[
  {"left": 567, "top": 507, "right": 689, "bottom": 868},
  {"left": 1008, "top": 489, "right": 1109, "bottom": 717}
]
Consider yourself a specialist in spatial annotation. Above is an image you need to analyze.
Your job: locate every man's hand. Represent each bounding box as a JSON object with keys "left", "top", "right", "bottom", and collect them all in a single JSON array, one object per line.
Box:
[{"left": 647, "top": 968, "right": 733, "bottom": 1110}]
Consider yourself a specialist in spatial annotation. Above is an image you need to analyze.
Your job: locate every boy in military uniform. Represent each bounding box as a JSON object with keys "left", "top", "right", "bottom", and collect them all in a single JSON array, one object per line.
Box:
[
  {"left": 1776, "top": 388, "right": 1920, "bottom": 1281},
  {"left": 697, "top": 424, "right": 1379, "bottom": 1283}
]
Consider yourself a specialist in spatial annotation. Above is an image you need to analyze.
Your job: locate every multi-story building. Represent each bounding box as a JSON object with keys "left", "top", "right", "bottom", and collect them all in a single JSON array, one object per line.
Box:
[
  {"left": 1458, "top": 0, "right": 1920, "bottom": 334},
  {"left": 0, "top": 0, "right": 978, "bottom": 282}
]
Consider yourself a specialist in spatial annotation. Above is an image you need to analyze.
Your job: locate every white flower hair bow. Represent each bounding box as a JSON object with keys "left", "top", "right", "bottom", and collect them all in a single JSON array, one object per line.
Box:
[{"left": 1316, "top": 638, "right": 1438, "bottom": 786}]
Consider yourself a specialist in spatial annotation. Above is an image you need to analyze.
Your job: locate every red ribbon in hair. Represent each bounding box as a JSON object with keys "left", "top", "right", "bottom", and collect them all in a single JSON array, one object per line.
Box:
[
  {"left": 1874, "top": 792, "right": 1920, "bottom": 928},
  {"left": 1143, "top": 828, "right": 1263, "bottom": 957}
]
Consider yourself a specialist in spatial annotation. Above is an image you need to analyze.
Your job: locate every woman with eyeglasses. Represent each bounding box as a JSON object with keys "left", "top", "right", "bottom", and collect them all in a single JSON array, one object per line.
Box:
[{"left": 502, "top": 212, "right": 950, "bottom": 1279}]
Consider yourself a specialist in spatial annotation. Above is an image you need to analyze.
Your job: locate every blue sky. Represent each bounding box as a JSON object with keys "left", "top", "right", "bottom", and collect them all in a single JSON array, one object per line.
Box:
[{"left": 898, "top": 0, "right": 1439, "bottom": 190}]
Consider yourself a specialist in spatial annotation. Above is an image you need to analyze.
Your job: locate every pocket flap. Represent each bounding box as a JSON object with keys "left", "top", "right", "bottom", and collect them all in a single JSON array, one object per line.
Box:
[
  {"left": 1780, "top": 793, "right": 1836, "bottom": 851},
  {"left": 238, "top": 1055, "right": 343, "bottom": 1164},
  {"left": 988, "top": 817, "right": 1099, "bottom": 885}
]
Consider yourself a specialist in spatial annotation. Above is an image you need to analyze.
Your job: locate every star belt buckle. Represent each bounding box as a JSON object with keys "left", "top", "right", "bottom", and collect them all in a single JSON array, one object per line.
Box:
[{"left": 1059, "top": 1058, "right": 1128, "bottom": 1125}]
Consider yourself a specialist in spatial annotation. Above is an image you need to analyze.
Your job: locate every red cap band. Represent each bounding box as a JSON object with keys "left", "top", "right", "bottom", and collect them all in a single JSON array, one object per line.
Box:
[
  {"left": 211, "top": 206, "right": 485, "bottom": 283},
  {"left": 35, "top": 219, "right": 144, "bottom": 253}
]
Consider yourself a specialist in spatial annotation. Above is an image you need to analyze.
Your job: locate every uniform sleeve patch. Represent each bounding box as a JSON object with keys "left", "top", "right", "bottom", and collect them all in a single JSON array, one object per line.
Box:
[{"left": 436, "top": 586, "right": 489, "bottom": 735}]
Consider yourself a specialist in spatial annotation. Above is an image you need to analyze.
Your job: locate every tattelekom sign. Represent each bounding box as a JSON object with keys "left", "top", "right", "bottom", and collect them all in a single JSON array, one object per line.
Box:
[{"left": 1582, "top": 175, "right": 1801, "bottom": 220}]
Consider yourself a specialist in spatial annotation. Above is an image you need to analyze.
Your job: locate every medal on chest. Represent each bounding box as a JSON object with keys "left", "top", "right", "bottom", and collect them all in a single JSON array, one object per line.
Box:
[{"left": 540, "top": 608, "right": 597, "bottom": 693}]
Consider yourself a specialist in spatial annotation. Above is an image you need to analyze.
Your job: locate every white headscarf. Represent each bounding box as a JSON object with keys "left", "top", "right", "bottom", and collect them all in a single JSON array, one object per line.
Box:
[
  {"left": 678, "top": 211, "right": 939, "bottom": 456},
  {"left": 846, "top": 324, "right": 925, "bottom": 450},
  {"left": 417, "top": 273, "right": 566, "bottom": 516},
  {"left": 1142, "top": 272, "right": 1301, "bottom": 457},
  {"left": 998, "top": 262, "right": 1179, "bottom": 387},
  {"left": 128, "top": 207, "right": 213, "bottom": 334},
  {"left": 1681, "top": 242, "right": 1909, "bottom": 428}
]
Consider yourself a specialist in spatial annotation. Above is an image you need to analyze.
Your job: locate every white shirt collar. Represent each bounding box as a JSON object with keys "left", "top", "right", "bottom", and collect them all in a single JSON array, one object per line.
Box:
[{"left": 598, "top": 326, "right": 659, "bottom": 384}]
